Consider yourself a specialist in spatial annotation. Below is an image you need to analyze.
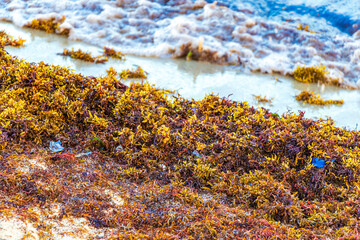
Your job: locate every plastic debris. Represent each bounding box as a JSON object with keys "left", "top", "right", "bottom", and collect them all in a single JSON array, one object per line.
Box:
[
  {"left": 115, "top": 145, "right": 124, "bottom": 151},
  {"left": 192, "top": 150, "right": 200, "bottom": 157},
  {"left": 159, "top": 164, "right": 167, "bottom": 171},
  {"left": 91, "top": 138, "right": 105, "bottom": 150},
  {"left": 311, "top": 157, "right": 326, "bottom": 168},
  {"left": 75, "top": 152, "right": 92, "bottom": 158},
  {"left": 192, "top": 107, "right": 197, "bottom": 115},
  {"left": 49, "top": 140, "right": 64, "bottom": 152}
]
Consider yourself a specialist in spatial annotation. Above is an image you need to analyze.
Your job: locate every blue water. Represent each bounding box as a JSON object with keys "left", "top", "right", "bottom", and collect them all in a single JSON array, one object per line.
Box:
[{"left": 206, "top": 0, "right": 359, "bottom": 35}]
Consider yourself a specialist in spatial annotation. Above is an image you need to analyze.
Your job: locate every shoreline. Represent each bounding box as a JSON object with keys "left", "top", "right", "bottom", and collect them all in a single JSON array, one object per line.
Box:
[
  {"left": 1, "top": 21, "right": 360, "bottom": 130},
  {"left": 1, "top": 1, "right": 360, "bottom": 86},
  {"left": 0, "top": 45, "right": 360, "bottom": 238},
  {"left": 1, "top": 23, "right": 360, "bottom": 239}
]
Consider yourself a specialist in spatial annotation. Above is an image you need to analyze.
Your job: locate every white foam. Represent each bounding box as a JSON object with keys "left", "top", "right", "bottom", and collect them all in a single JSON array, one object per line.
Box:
[
  {"left": 0, "top": 0, "right": 359, "bottom": 85},
  {"left": 351, "top": 49, "right": 360, "bottom": 64}
]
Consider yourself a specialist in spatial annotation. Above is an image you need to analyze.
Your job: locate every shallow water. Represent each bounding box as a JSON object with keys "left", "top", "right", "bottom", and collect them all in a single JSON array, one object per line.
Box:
[{"left": 1, "top": 21, "right": 360, "bottom": 129}]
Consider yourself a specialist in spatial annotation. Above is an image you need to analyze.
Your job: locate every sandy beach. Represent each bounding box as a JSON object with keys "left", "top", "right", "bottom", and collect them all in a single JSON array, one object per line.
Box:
[{"left": 1, "top": 1, "right": 360, "bottom": 239}]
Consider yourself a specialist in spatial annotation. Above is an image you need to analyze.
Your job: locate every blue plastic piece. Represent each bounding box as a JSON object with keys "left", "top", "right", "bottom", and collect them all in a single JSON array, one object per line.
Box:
[
  {"left": 311, "top": 157, "right": 326, "bottom": 168},
  {"left": 49, "top": 140, "right": 64, "bottom": 152},
  {"left": 192, "top": 150, "right": 201, "bottom": 157},
  {"left": 311, "top": 157, "right": 335, "bottom": 168}
]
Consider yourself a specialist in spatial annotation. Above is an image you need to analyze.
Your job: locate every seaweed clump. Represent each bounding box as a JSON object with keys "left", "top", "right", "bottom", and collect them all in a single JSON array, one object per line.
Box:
[
  {"left": 106, "top": 66, "right": 148, "bottom": 80},
  {"left": 297, "top": 24, "right": 315, "bottom": 33},
  {"left": 2, "top": 36, "right": 360, "bottom": 238},
  {"left": 0, "top": 31, "right": 25, "bottom": 47},
  {"left": 173, "top": 42, "right": 229, "bottom": 64},
  {"left": 296, "top": 90, "right": 344, "bottom": 105},
  {"left": 119, "top": 66, "right": 148, "bottom": 79},
  {"left": 60, "top": 48, "right": 108, "bottom": 63},
  {"left": 103, "top": 47, "right": 125, "bottom": 60},
  {"left": 292, "top": 65, "right": 344, "bottom": 87},
  {"left": 253, "top": 95, "right": 273, "bottom": 104},
  {"left": 293, "top": 65, "right": 328, "bottom": 84},
  {"left": 25, "top": 16, "right": 70, "bottom": 36}
]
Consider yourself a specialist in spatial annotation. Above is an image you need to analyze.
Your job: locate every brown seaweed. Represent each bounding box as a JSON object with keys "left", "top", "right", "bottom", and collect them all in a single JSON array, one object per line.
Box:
[{"left": 1, "top": 31, "right": 360, "bottom": 239}]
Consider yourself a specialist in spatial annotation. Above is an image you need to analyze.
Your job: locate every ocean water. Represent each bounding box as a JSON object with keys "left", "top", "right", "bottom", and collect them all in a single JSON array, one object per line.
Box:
[{"left": 0, "top": 0, "right": 359, "bottom": 86}]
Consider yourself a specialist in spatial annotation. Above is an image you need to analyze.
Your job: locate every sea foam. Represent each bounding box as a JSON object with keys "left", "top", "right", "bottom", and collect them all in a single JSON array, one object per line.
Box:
[{"left": 0, "top": 0, "right": 359, "bottom": 86}]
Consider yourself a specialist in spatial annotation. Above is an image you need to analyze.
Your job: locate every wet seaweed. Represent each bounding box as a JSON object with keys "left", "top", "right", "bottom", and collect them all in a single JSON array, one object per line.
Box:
[
  {"left": 118, "top": 66, "right": 148, "bottom": 80},
  {"left": 293, "top": 65, "right": 328, "bottom": 84},
  {"left": 25, "top": 16, "right": 70, "bottom": 36},
  {"left": 0, "top": 31, "right": 25, "bottom": 47},
  {"left": 296, "top": 90, "right": 344, "bottom": 105},
  {"left": 297, "top": 24, "right": 315, "bottom": 33},
  {"left": 292, "top": 65, "right": 343, "bottom": 87},
  {"left": 253, "top": 95, "right": 273, "bottom": 104},
  {"left": 175, "top": 42, "right": 229, "bottom": 64},
  {"left": 103, "top": 47, "right": 125, "bottom": 60},
  {"left": 1, "top": 31, "right": 360, "bottom": 238},
  {"left": 59, "top": 48, "right": 108, "bottom": 63}
]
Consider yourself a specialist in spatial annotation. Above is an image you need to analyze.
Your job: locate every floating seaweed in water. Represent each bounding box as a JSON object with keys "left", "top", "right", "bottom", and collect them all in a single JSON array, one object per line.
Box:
[
  {"left": 25, "top": 16, "right": 70, "bottom": 36},
  {"left": 296, "top": 90, "right": 344, "bottom": 105},
  {"left": 0, "top": 31, "right": 25, "bottom": 47},
  {"left": 173, "top": 42, "right": 228, "bottom": 64},
  {"left": 293, "top": 65, "right": 328, "bottom": 84},
  {"left": 297, "top": 24, "right": 315, "bottom": 33},
  {"left": 119, "top": 66, "right": 148, "bottom": 80},
  {"left": 103, "top": 47, "right": 125, "bottom": 60},
  {"left": 59, "top": 48, "right": 108, "bottom": 63},
  {"left": 253, "top": 95, "right": 273, "bottom": 104},
  {"left": 1, "top": 31, "right": 360, "bottom": 238},
  {"left": 292, "top": 65, "right": 343, "bottom": 87}
]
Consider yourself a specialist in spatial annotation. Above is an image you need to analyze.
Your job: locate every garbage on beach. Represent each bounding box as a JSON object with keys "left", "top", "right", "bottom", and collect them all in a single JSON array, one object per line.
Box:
[
  {"left": 75, "top": 152, "right": 92, "bottom": 158},
  {"left": 311, "top": 157, "right": 335, "bottom": 168},
  {"left": 192, "top": 150, "right": 201, "bottom": 157},
  {"left": 115, "top": 145, "right": 124, "bottom": 151},
  {"left": 311, "top": 157, "right": 326, "bottom": 168},
  {"left": 49, "top": 140, "right": 64, "bottom": 152}
]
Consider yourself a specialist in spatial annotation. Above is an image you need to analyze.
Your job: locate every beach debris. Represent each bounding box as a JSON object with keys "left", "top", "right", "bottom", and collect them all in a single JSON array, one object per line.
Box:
[
  {"left": 49, "top": 141, "right": 64, "bottom": 152},
  {"left": 49, "top": 152, "right": 75, "bottom": 163},
  {"left": 75, "top": 152, "right": 92, "bottom": 158},
  {"left": 192, "top": 150, "right": 201, "bottom": 157},
  {"left": 186, "top": 51, "right": 192, "bottom": 61},
  {"left": 296, "top": 90, "right": 344, "bottom": 105},
  {"left": 159, "top": 164, "right": 167, "bottom": 171},
  {"left": 59, "top": 48, "right": 108, "bottom": 63},
  {"left": 311, "top": 157, "right": 335, "bottom": 168},
  {"left": 271, "top": 112, "right": 280, "bottom": 118},
  {"left": 311, "top": 157, "right": 326, "bottom": 168},
  {"left": 91, "top": 138, "right": 105, "bottom": 150},
  {"left": 115, "top": 145, "right": 124, "bottom": 151}
]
